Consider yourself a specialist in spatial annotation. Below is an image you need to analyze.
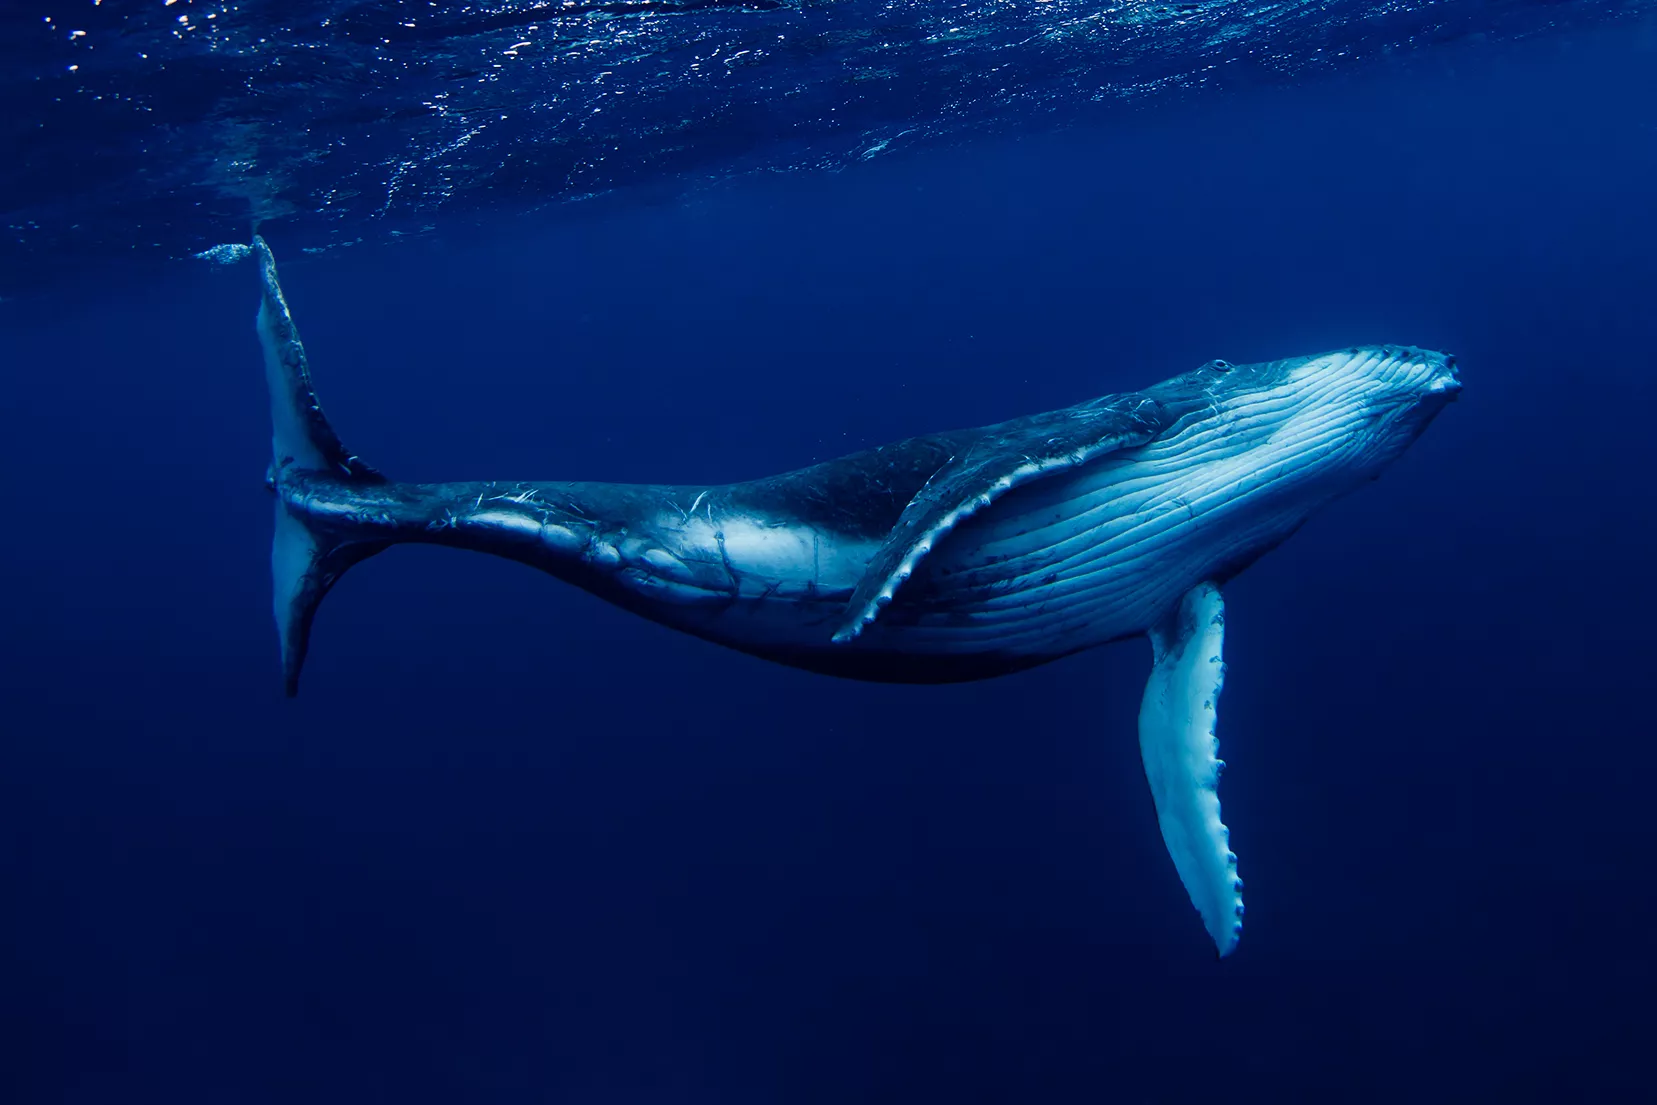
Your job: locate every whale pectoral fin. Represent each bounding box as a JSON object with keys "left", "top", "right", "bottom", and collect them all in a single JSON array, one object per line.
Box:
[
  {"left": 1138, "top": 581, "right": 1244, "bottom": 956},
  {"left": 832, "top": 399, "right": 1161, "bottom": 641}
]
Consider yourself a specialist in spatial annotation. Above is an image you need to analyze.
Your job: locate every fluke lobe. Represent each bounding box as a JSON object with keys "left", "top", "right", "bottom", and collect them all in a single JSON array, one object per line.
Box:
[{"left": 248, "top": 237, "right": 1459, "bottom": 955}]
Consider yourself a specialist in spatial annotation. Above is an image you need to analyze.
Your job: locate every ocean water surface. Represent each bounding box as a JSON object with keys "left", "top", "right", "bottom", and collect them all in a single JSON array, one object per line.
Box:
[{"left": 3, "top": 1, "right": 1656, "bottom": 1102}]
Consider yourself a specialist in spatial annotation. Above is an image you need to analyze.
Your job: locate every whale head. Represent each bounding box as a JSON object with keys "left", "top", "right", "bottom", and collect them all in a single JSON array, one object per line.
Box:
[
  {"left": 1285, "top": 344, "right": 1460, "bottom": 448},
  {"left": 1094, "top": 344, "right": 1463, "bottom": 590},
  {"left": 1174, "top": 344, "right": 1461, "bottom": 488}
]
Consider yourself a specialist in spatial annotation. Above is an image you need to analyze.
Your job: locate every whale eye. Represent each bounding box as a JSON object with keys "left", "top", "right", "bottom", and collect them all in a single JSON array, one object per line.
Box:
[{"left": 1206, "top": 359, "right": 1232, "bottom": 374}]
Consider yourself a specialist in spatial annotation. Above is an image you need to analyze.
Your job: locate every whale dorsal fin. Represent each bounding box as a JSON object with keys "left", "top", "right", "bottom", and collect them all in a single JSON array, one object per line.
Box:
[
  {"left": 832, "top": 395, "right": 1161, "bottom": 642},
  {"left": 1139, "top": 581, "right": 1244, "bottom": 956}
]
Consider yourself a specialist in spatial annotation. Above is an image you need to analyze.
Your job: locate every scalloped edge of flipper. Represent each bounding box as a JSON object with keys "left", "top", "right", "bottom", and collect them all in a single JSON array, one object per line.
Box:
[{"left": 1137, "top": 581, "right": 1244, "bottom": 956}]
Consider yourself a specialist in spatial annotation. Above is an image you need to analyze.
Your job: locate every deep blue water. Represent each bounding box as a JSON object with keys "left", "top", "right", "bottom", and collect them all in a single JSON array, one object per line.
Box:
[{"left": 4, "top": 8, "right": 1657, "bottom": 1105}]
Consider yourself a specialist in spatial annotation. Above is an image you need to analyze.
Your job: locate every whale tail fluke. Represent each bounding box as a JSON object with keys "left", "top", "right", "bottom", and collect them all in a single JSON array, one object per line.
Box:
[
  {"left": 251, "top": 236, "right": 392, "bottom": 696},
  {"left": 270, "top": 504, "right": 391, "bottom": 697},
  {"left": 252, "top": 235, "right": 384, "bottom": 487}
]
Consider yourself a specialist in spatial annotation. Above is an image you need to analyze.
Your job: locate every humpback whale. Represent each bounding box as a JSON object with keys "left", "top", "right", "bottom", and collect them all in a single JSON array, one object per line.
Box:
[{"left": 247, "top": 236, "right": 1459, "bottom": 955}]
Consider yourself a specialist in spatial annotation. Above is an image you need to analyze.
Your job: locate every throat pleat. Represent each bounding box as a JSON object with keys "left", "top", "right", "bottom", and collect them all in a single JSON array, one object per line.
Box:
[{"left": 901, "top": 381, "right": 1375, "bottom": 650}]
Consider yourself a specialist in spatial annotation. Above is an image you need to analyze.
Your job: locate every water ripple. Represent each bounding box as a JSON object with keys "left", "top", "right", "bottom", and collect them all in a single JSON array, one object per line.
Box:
[{"left": 1, "top": 0, "right": 1649, "bottom": 288}]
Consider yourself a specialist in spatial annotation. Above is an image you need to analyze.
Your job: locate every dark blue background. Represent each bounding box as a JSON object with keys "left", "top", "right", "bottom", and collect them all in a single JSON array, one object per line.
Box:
[{"left": 3, "top": 26, "right": 1655, "bottom": 1104}]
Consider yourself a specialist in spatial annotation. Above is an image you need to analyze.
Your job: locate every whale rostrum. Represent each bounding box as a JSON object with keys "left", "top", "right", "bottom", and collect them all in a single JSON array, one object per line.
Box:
[{"left": 247, "top": 236, "right": 1460, "bottom": 955}]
